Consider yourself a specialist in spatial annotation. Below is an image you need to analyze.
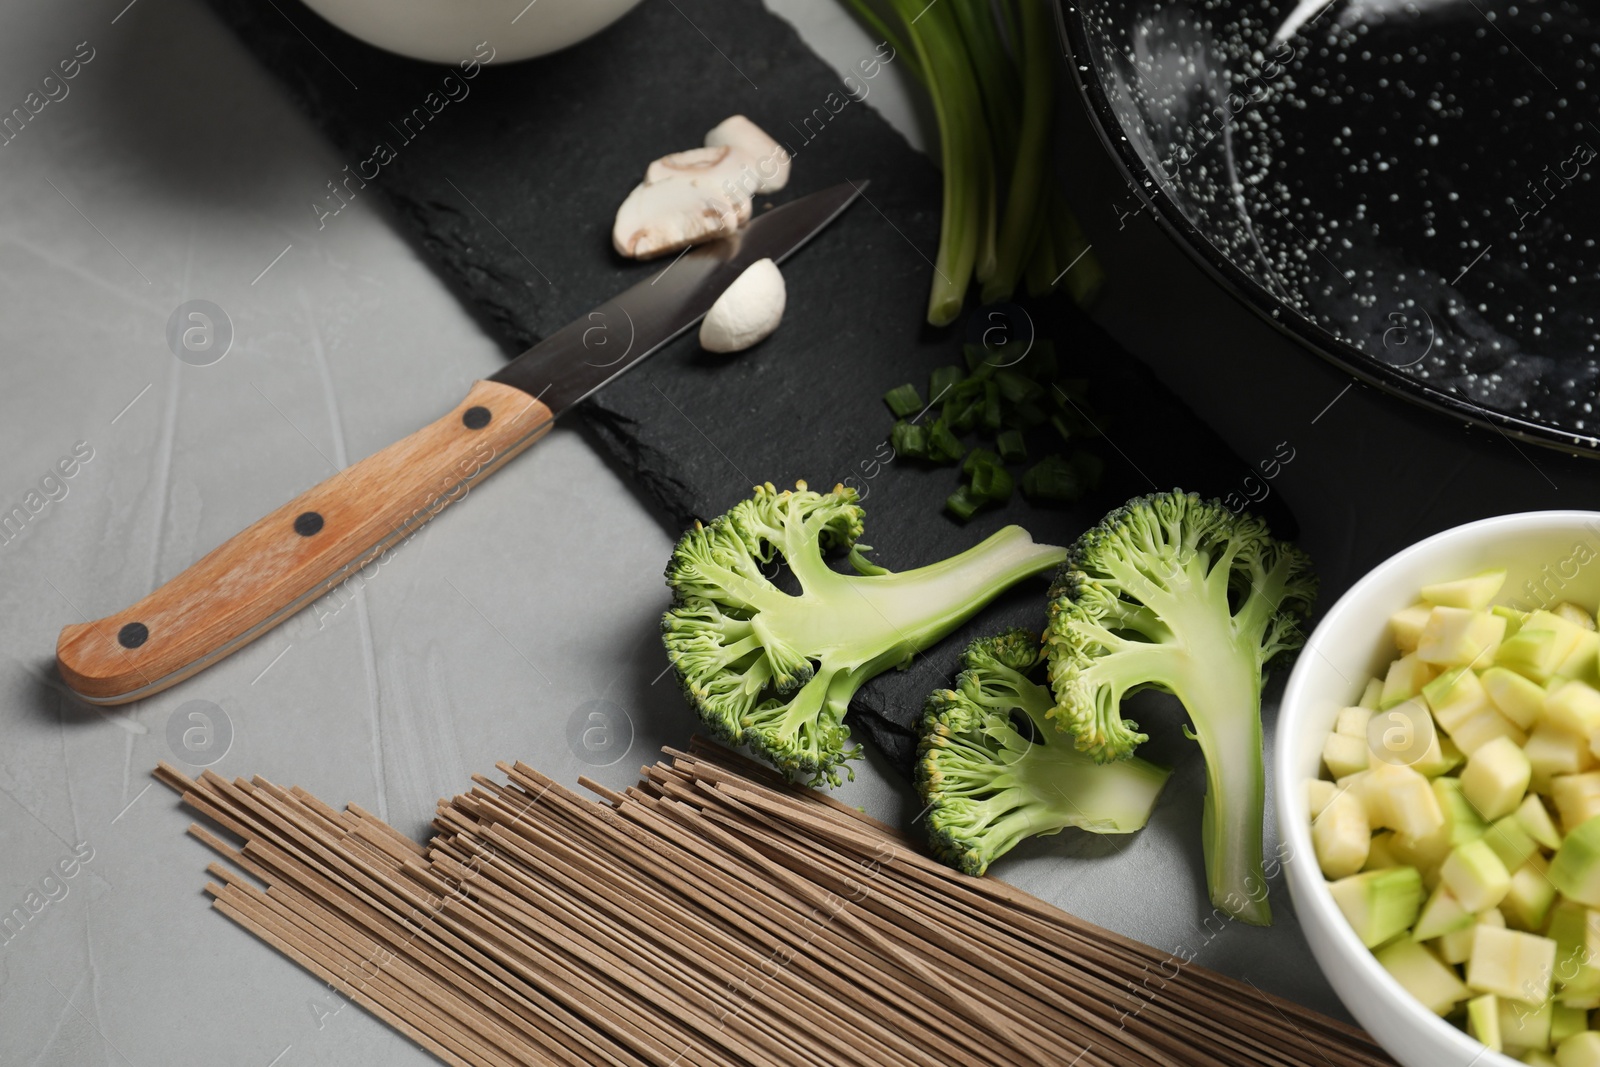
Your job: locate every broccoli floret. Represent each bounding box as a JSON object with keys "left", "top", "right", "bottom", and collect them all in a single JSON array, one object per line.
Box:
[
  {"left": 917, "top": 629, "right": 1171, "bottom": 875},
  {"left": 1045, "top": 490, "right": 1316, "bottom": 925},
  {"left": 663, "top": 481, "right": 1067, "bottom": 786}
]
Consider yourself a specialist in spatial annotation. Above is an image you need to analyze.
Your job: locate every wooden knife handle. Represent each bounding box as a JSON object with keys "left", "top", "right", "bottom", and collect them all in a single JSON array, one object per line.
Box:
[{"left": 56, "top": 380, "right": 553, "bottom": 705}]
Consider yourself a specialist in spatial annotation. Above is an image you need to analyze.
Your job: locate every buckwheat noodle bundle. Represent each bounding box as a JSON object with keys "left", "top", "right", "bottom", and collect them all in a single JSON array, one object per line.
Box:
[{"left": 154, "top": 739, "right": 1394, "bottom": 1067}]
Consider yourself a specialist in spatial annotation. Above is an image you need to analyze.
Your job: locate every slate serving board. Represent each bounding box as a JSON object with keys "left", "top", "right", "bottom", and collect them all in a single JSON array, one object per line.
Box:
[{"left": 203, "top": 0, "right": 1297, "bottom": 771}]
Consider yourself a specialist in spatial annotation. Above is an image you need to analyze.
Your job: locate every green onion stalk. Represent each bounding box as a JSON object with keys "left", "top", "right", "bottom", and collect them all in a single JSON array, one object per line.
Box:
[{"left": 840, "top": 0, "right": 1104, "bottom": 325}]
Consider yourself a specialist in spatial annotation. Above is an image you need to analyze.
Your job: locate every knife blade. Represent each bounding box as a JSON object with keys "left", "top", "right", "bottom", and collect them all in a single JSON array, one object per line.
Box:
[{"left": 56, "top": 181, "right": 866, "bottom": 705}]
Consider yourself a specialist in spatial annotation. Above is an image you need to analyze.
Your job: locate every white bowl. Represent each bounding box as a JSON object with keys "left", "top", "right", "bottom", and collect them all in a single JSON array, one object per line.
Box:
[
  {"left": 1275, "top": 510, "right": 1600, "bottom": 1067},
  {"left": 298, "top": 0, "right": 643, "bottom": 64}
]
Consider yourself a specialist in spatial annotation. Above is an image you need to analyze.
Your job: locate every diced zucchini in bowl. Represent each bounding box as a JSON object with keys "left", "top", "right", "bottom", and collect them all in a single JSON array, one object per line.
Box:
[{"left": 1305, "top": 567, "right": 1600, "bottom": 1060}]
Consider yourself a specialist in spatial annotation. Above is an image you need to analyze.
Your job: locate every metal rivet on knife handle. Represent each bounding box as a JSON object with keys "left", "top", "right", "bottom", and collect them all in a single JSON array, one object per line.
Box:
[{"left": 54, "top": 381, "right": 554, "bottom": 704}]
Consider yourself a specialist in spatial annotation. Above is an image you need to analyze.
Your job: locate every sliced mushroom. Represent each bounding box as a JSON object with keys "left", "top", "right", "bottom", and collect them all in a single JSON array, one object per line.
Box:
[
  {"left": 705, "top": 115, "right": 790, "bottom": 193},
  {"left": 699, "top": 258, "right": 786, "bottom": 353},
  {"left": 614, "top": 145, "right": 763, "bottom": 259}
]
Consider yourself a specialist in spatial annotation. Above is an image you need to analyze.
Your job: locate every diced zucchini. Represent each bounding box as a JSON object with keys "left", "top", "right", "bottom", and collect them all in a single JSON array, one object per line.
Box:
[
  {"left": 1307, "top": 778, "right": 1338, "bottom": 819},
  {"left": 1553, "top": 603, "right": 1597, "bottom": 631},
  {"left": 1376, "top": 937, "right": 1471, "bottom": 1015},
  {"left": 1503, "top": 862, "right": 1558, "bottom": 932},
  {"left": 1422, "top": 570, "right": 1507, "bottom": 611},
  {"left": 1330, "top": 866, "right": 1425, "bottom": 948},
  {"left": 1527, "top": 724, "right": 1597, "bottom": 793},
  {"left": 1500, "top": 629, "right": 1573, "bottom": 685},
  {"left": 1409, "top": 731, "right": 1464, "bottom": 778},
  {"left": 1365, "top": 831, "right": 1402, "bottom": 871},
  {"left": 1462, "top": 736, "right": 1534, "bottom": 821},
  {"left": 1556, "top": 1032, "right": 1600, "bottom": 1066},
  {"left": 1313, "top": 787, "right": 1371, "bottom": 880},
  {"left": 1530, "top": 1050, "right": 1562, "bottom": 1066},
  {"left": 1557, "top": 631, "right": 1600, "bottom": 685},
  {"left": 1553, "top": 773, "right": 1600, "bottom": 835},
  {"left": 1386, "top": 653, "right": 1442, "bottom": 709},
  {"left": 1516, "top": 794, "right": 1565, "bottom": 851},
  {"left": 1484, "top": 819, "right": 1536, "bottom": 876},
  {"left": 1467, "top": 925, "right": 1557, "bottom": 1004},
  {"left": 1436, "top": 921, "right": 1479, "bottom": 965},
  {"left": 1359, "top": 677, "right": 1385, "bottom": 710},
  {"left": 1418, "top": 607, "right": 1507, "bottom": 668},
  {"left": 1495, "top": 604, "right": 1530, "bottom": 636},
  {"left": 1336, "top": 706, "right": 1376, "bottom": 737},
  {"left": 1366, "top": 763, "right": 1446, "bottom": 839},
  {"left": 1545, "top": 902, "right": 1600, "bottom": 998},
  {"left": 1485, "top": 815, "right": 1542, "bottom": 873},
  {"left": 1438, "top": 777, "right": 1492, "bottom": 846},
  {"left": 1424, "top": 667, "right": 1491, "bottom": 729},
  {"left": 1467, "top": 993, "right": 1503, "bottom": 1052},
  {"left": 1391, "top": 603, "right": 1434, "bottom": 653},
  {"left": 1451, "top": 708, "right": 1529, "bottom": 756},
  {"left": 1442, "top": 839, "right": 1512, "bottom": 912},
  {"left": 1484, "top": 665, "right": 1549, "bottom": 730},
  {"left": 1414, "top": 883, "right": 1477, "bottom": 941},
  {"left": 1499, "top": 994, "right": 1553, "bottom": 1055},
  {"left": 1551, "top": 815, "right": 1600, "bottom": 906},
  {"left": 1551, "top": 1002, "right": 1588, "bottom": 1046},
  {"left": 1548, "top": 682, "right": 1600, "bottom": 737},
  {"left": 1323, "top": 732, "right": 1369, "bottom": 779}
]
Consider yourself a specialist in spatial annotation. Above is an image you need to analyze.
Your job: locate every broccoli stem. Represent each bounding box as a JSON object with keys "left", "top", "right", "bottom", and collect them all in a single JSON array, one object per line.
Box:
[
  {"left": 742, "top": 527, "right": 1066, "bottom": 779},
  {"left": 772, "top": 525, "right": 1067, "bottom": 668},
  {"left": 1175, "top": 650, "right": 1271, "bottom": 926}
]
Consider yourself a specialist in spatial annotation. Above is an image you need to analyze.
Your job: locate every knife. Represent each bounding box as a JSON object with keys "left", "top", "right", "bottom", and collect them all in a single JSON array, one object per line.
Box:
[{"left": 57, "top": 181, "right": 866, "bottom": 705}]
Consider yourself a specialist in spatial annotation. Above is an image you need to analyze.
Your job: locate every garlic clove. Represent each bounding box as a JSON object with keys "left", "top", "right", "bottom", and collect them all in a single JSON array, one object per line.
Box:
[
  {"left": 698, "top": 258, "right": 786, "bottom": 353},
  {"left": 705, "top": 115, "right": 790, "bottom": 193}
]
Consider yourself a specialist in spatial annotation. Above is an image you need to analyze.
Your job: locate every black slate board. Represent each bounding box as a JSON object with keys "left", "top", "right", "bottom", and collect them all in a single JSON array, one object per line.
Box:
[{"left": 203, "top": 0, "right": 1297, "bottom": 771}]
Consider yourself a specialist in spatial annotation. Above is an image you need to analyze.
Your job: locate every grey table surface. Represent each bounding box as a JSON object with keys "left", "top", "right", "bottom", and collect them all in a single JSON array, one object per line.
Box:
[{"left": 4, "top": 0, "right": 1595, "bottom": 1063}]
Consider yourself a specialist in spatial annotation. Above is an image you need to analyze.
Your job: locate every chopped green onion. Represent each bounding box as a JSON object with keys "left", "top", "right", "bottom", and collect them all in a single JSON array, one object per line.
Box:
[
  {"left": 929, "top": 365, "right": 963, "bottom": 404},
  {"left": 890, "top": 420, "right": 928, "bottom": 459},
  {"left": 962, "top": 447, "right": 1001, "bottom": 474},
  {"left": 1022, "top": 453, "right": 1088, "bottom": 503},
  {"left": 994, "top": 369, "right": 1041, "bottom": 405},
  {"left": 996, "top": 429, "right": 1027, "bottom": 463},
  {"left": 945, "top": 485, "right": 983, "bottom": 522},
  {"left": 928, "top": 419, "right": 966, "bottom": 463},
  {"left": 883, "top": 383, "right": 923, "bottom": 419},
  {"left": 981, "top": 380, "right": 1002, "bottom": 432},
  {"left": 970, "top": 461, "right": 1013, "bottom": 504}
]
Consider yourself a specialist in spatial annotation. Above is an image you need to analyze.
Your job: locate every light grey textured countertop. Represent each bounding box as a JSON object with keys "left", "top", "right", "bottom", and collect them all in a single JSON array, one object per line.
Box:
[{"left": 4, "top": 0, "right": 1544, "bottom": 1062}]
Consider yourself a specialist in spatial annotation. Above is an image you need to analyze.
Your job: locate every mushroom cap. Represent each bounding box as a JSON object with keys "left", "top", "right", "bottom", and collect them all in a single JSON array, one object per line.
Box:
[
  {"left": 614, "top": 145, "right": 764, "bottom": 259},
  {"left": 705, "top": 115, "right": 790, "bottom": 193},
  {"left": 698, "top": 258, "right": 786, "bottom": 353}
]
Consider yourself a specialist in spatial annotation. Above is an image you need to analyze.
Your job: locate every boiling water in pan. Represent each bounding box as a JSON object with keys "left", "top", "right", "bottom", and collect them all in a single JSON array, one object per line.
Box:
[{"left": 1093, "top": 0, "right": 1600, "bottom": 435}]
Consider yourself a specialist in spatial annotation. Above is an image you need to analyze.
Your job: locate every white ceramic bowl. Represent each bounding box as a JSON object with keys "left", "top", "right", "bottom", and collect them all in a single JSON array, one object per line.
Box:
[
  {"left": 299, "top": 0, "right": 643, "bottom": 64},
  {"left": 1276, "top": 510, "right": 1600, "bottom": 1067}
]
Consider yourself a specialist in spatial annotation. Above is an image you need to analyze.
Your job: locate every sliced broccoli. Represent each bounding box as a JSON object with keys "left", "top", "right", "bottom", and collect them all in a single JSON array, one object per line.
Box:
[
  {"left": 1045, "top": 490, "right": 1316, "bottom": 925},
  {"left": 917, "top": 629, "right": 1170, "bottom": 875},
  {"left": 663, "top": 481, "right": 1067, "bottom": 786}
]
